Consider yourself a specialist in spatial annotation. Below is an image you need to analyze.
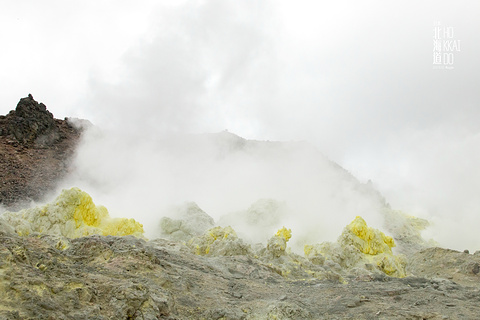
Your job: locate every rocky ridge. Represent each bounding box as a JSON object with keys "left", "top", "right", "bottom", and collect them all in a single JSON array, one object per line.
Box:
[{"left": 0, "top": 95, "right": 82, "bottom": 208}]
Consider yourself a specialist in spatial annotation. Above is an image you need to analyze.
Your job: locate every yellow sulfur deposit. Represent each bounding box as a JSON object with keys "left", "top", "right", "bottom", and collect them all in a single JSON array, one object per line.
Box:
[
  {"left": 1, "top": 188, "right": 144, "bottom": 239},
  {"left": 340, "top": 216, "right": 406, "bottom": 277},
  {"left": 305, "top": 216, "right": 407, "bottom": 278},
  {"left": 345, "top": 216, "right": 395, "bottom": 255},
  {"left": 258, "top": 228, "right": 345, "bottom": 281},
  {"left": 71, "top": 191, "right": 109, "bottom": 228},
  {"left": 275, "top": 227, "right": 292, "bottom": 242},
  {"left": 267, "top": 227, "right": 292, "bottom": 258},
  {"left": 207, "top": 225, "right": 236, "bottom": 241},
  {"left": 187, "top": 226, "right": 251, "bottom": 256}
]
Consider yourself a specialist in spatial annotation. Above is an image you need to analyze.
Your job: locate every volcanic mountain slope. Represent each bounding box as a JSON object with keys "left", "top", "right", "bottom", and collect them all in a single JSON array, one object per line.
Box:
[
  {"left": 141, "top": 130, "right": 433, "bottom": 256},
  {"left": 2, "top": 96, "right": 480, "bottom": 319},
  {"left": 0, "top": 95, "right": 83, "bottom": 209}
]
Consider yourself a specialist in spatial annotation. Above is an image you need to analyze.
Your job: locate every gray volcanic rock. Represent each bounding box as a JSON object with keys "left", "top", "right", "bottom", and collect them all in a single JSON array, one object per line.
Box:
[
  {"left": 159, "top": 202, "right": 215, "bottom": 242},
  {"left": 1, "top": 229, "right": 480, "bottom": 319},
  {"left": 408, "top": 247, "right": 480, "bottom": 287}
]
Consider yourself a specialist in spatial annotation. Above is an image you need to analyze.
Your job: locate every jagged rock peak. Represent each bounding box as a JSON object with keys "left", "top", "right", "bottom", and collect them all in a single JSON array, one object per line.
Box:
[
  {"left": 15, "top": 94, "right": 52, "bottom": 118},
  {"left": 0, "top": 95, "right": 83, "bottom": 207},
  {"left": 1, "top": 94, "right": 59, "bottom": 146}
]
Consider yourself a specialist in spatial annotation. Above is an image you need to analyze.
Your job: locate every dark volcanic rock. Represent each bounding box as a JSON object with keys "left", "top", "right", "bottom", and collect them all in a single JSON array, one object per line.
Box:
[
  {"left": 2, "top": 94, "right": 60, "bottom": 146},
  {"left": 0, "top": 95, "right": 82, "bottom": 208}
]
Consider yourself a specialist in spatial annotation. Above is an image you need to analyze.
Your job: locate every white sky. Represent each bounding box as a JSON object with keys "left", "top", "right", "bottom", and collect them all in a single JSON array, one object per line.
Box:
[{"left": 1, "top": 0, "right": 480, "bottom": 248}]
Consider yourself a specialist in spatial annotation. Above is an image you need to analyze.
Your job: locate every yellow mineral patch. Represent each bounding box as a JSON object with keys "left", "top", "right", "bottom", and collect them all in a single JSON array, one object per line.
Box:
[
  {"left": 346, "top": 216, "right": 395, "bottom": 255},
  {"left": 378, "top": 254, "right": 407, "bottom": 276},
  {"left": 65, "top": 282, "right": 84, "bottom": 290},
  {"left": 189, "top": 226, "right": 238, "bottom": 255},
  {"left": 266, "top": 227, "right": 293, "bottom": 258},
  {"left": 100, "top": 218, "right": 144, "bottom": 237},
  {"left": 207, "top": 226, "right": 237, "bottom": 241},
  {"left": 303, "top": 216, "right": 407, "bottom": 278},
  {"left": 56, "top": 239, "right": 70, "bottom": 250},
  {"left": 341, "top": 216, "right": 406, "bottom": 277},
  {"left": 187, "top": 226, "right": 251, "bottom": 256},
  {"left": 275, "top": 227, "right": 292, "bottom": 242},
  {"left": 304, "top": 244, "right": 313, "bottom": 257},
  {"left": 72, "top": 192, "right": 109, "bottom": 228},
  {"left": 1, "top": 188, "right": 144, "bottom": 239}
]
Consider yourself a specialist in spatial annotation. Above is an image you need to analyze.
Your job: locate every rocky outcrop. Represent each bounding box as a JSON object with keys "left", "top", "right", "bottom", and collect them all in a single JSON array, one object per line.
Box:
[
  {"left": 1, "top": 94, "right": 60, "bottom": 146},
  {"left": 1, "top": 228, "right": 480, "bottom": 319},
  {"left": 159, "top": 202, "right": 215, "bottom": 242},
  {"left": 0, "top": 95, "right": 83, "bottom": 208},
  {"left": 2, "top": 188, "right": 145, "bottom": 239}
]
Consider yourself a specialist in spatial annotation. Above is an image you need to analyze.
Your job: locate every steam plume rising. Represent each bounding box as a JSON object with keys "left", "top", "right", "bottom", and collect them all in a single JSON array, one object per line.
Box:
[{"left": 3, "top": 0, "right": 478, "bottom": 251}]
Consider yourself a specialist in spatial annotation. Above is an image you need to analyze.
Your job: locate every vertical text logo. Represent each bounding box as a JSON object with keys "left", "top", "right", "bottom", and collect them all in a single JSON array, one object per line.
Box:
[{"left": 433, "top": 21, "right": 461, "bottom": 69}]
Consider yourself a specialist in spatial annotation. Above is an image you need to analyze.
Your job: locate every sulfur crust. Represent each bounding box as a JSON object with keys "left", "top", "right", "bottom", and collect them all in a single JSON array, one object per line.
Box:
[
  {"left": 305, "top": 216, "right": 407, "bottom": 278},
  {"left": 275, "top": 227, "right": 292, "bottom": 242},
  {"left": 346, "top": 216, "right": 395, "bottom": 255},
  {"left": 187, "top": 218, "right": 407, "bottom": 280},
  {"left": 1, "top": 188, "right": 144, "bottom": 239},
  {"left": 187, "top": 226, "right": 251, "bottom": 256}
]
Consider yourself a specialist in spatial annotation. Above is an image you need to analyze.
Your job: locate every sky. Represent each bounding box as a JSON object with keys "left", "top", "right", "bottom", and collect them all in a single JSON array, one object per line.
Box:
[{"left": 1, "top": 1, "right": 480, "bottom": 249}]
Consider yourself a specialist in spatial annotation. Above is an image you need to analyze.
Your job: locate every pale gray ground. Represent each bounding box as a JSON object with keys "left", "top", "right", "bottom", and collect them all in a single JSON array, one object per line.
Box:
[{"left": 1, "top": 221, "right": 480, "bottom": 320}]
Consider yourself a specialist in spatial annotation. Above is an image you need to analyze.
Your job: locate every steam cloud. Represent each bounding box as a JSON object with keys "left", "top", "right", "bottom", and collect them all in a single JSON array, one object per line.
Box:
[
  {"left": 2, "top": 1, "right": 480, "bottom": 251},
  {"left": 60, "top": 128, "right": 389, "bottom": 253}
]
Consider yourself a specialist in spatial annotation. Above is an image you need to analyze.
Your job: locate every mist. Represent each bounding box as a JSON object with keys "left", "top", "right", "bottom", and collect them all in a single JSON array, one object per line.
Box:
[
  {"left": 2, "top": 1, "right": 480, "bottom": 251},
  {"left": 59, "top": 126, "right": 388, "bottom": 253}
]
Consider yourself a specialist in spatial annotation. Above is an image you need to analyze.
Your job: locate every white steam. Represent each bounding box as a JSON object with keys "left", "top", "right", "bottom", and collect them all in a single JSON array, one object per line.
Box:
[
  {"left": 2, "top": 0, "right": 479, "bottom": 252},
  {"left": 348, "top": 128, "right": 480, "bottom": 252},
  {"left": 60, "top": 0, "right": 480, "bottom": 252},
  {"left": 58, "top": 127, "right": 389, "bottom": 253}
]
